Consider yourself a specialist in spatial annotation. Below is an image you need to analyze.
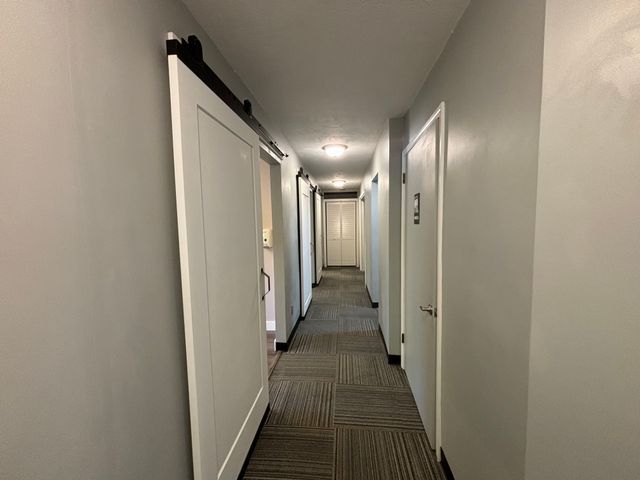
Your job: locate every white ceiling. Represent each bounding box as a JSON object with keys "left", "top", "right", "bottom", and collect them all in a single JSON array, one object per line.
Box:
[{"left": 182, "top": 0, "right": 469, "bottom": 190}]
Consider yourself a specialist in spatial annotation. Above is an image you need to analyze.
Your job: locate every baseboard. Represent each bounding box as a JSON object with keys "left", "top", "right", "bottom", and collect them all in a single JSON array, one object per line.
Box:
[
  {"left": 238, "top": 403, "right": 270, "bottom": 478},
  {"left": 275, "top": 315, "right": 303, "bottom": 352},
  {"left": 440, "top": 448, "right": 456, "bottom": 480},
  {"left": 378, "top": 325, "right": 401, "bottom": 365},
  {"left": 365, "top": 285, "right": 379, "bottom": 309}
]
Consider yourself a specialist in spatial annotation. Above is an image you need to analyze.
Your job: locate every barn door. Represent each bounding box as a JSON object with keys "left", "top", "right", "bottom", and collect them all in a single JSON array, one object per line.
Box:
[{"left": 168, "top": 47, "right": 268, "bottom": 480}]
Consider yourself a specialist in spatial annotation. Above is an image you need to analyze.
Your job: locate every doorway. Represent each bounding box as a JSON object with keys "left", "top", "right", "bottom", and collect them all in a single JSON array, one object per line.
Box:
[
  {"left": 259, "top": 157, "right": 279, "bottom": 373},
  {"left": 401, "top": 102, "right": 446, "bottom": 459},
  {"left": 297, "top": 174, "right": 313, "bottom": 317}
]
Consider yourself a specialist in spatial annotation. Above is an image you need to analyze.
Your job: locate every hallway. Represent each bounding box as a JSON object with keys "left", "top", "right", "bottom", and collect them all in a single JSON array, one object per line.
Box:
[{"left": 242, "top": 268, "right": 443, "bottom": 480}]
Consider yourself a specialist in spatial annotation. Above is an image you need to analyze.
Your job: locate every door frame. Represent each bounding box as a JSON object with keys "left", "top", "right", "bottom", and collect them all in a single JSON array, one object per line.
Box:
[
  {"left": 400, "top": 101, "right": 446, "bottom": 460},
  {"left": 296, "top": 171, "right": 314, "bottom": 317},
  {"left": 324, "top": 198, "right": 358, "bottom": 267},
  {"left": 259, "top": 143, "right": 288, "bottom": 345}
]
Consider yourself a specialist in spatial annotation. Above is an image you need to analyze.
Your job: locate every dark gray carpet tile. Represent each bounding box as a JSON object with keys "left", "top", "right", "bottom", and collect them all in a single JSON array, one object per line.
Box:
[
  {"left": 334, "top": 384, "right": 424, "bottom": 430},
  {"left": 267, "top": 381, "right": 334, "bottom": 428},
  {"left": 289, "top": 333, "right": 337, "bottom": 354},
  {"left": 339, "top": 305, "right": 378, "bottom": 319},
  {"left": 306, "top": 303, "right": 340, "bottom": 320},
  {"left": 242, "top": 425, "right": 335, "bottom": 480},
  {"left": 336, "top": 428, "right": 442, "bottom": 480},
  {"left": 339, "top": 317, "right": 378, "bottom": 336},
  {"left": 340, "top": 292, "right": 370, "bottom": 307},
  {"left": 298, "top": 319, "right": 340, "bottom": 334},
  {"left": 338, "top": 354, "right": 408, "bottom": 387},
  {"left": 342, "top": 283, "right": 367, "bottom": 293},
  {"left": 337, "top": 335, "right": 385, "bottom": 355},
  {"left": 271, "top": 354, "right": 337, "bottom": 382}
]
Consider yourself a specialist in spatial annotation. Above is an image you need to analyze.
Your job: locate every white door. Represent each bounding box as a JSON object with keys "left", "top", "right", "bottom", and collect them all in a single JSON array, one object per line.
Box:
[
  {"left": 340, "top": 201, "right": 357, "bottom": 265},
  {"left": 325, "top": 200, "right": 357, "bottom": 266},
  {"left": 168, "top": 52, "right": 268, "bottom": 480},
  {"left": 326, "top": 201, "right": 342, "bottom": 266},
  {"left": 298, "top": 178, "right": 313, "bottom": 315},
  {"left": 404, "top": 121, "right": 439, "bottom": 445},
  {"left": 314, "top": 192, "right": 323, "bottom": 282}
]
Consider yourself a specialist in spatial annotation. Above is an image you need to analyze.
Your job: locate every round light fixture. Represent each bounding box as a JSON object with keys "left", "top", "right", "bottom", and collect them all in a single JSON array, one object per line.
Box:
[
  {"left": 322, "top": 144, "right": 348, "bottom": 158},
  {"left": 332, "top": 179, "right": 347, "bottom": 189}
]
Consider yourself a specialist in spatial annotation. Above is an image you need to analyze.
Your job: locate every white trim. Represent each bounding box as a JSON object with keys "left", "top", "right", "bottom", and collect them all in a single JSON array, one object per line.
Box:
[{"left": 400, "top": 101, "right": 446, "bottom": 461}]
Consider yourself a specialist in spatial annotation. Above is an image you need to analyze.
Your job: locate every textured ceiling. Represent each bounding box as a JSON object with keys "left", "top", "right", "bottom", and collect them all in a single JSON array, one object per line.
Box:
[{"left": 182, "top": 0, "right": 469, "bottom": 190}]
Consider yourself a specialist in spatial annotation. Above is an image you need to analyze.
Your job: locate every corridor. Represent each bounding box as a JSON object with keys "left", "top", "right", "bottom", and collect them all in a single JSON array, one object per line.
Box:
[{"left": 242, "top": 268, "right": 443, "bottom": 480}]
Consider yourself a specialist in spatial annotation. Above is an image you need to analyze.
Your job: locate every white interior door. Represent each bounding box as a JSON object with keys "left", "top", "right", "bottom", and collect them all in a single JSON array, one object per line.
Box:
[
  {"left": 314, "top": 192, "right": 323, "bottom": 282},
  {"left": 340, "top": 201, "right": 357, "bottom": 266},
  {"left": 325, "top": 200, "right": 357, "bottom": 266},
  {"left": 326, "top": 201, "right": 342, "bottom": 266},
  {"left": 168, "top": 52, "right": 268, "bottom": 480},
  {"left": 404, "top": 122, "right": 439, "bottom": 445},
  {"left": 298, "top": 178, "right": 313, "bottom": 315}
]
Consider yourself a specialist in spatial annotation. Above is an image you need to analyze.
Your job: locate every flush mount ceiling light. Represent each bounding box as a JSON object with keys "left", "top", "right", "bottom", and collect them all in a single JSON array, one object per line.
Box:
[
  {"left": 332, "top": 179, "right": 347, "bottom": 189},
  {"left": 322, "top": 144, "right": 348, "bottom": 158}
]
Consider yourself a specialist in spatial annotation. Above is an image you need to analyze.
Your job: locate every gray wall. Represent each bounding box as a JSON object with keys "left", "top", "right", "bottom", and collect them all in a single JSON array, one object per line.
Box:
[
  {"left": 404, "top": 0, "right": 545, "bottom": 478},
  {"left": 0, "top": 1, "right": 305, "bottom": 478},
  {"left": 361, "top": 118, "right": 404, "bottom": 355},
  {"left": 525, "top": 1, "right": 640, "bottom": 478}
]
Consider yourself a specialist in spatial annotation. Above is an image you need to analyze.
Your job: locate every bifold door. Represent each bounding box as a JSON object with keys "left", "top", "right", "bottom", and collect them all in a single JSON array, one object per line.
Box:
[
  {"left": 168, "top": 49, "right": 268, "bottom": 480},
  {"left": 325, "top": 200, "right": 357, "bottom": 266}
]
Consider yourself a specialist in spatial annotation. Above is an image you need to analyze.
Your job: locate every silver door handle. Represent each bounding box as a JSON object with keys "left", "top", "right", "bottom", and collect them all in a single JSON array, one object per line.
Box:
[{"left": 419, "top": 304, "right": 436, "bottom": 316}]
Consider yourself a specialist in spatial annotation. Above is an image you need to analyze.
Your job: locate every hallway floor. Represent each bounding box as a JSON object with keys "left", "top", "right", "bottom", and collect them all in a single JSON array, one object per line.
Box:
[{"left": 243, "top": 268, "right": 444, "bottom": 480}]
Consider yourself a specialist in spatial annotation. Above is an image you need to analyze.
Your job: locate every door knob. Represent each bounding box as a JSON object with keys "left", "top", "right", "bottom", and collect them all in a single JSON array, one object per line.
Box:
[{"left": 419, "top": 304, "right": 436, "bottom": 316}]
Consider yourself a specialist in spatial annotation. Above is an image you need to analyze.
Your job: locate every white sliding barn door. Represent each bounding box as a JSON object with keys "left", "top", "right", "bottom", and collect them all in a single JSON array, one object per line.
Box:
[
  {"left": 298, "top": 177, "right": 313, "bottom": 316},
  {"left": 168, "top": 53, "right": 268, "bottom": 480},
  {"left": 325, "top": 200, "right": 357, "bottom": 266},
  {"left": 314, "top": 191, "right": 323, "bottom": 282}
]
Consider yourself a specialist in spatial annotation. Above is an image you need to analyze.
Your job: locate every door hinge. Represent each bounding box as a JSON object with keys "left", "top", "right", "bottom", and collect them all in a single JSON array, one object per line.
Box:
[
  {"left": 401, "top": 333, "right": 405, "bottom": 343},
  {"left": 402, "top": 172, "right": 406, "bottom": 184}
]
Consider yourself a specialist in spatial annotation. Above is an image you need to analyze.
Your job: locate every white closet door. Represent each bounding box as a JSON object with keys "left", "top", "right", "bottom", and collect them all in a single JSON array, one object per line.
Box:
[
  {"left": 340, "top": 201, "right": 357, "bottom": 266},
  {"left": 326, "top": 202, "right": 342, "bottom": 266},
  {"left": 168, "top": 54, "right": 268, "bottom": 480}
]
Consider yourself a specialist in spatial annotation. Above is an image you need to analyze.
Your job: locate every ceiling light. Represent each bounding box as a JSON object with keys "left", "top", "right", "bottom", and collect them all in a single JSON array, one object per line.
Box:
[
  {"left": 322, "top": 144, "right": 348, "bottom": 158},
  {"left": 332, "top": 179, "right": 347, "bottom": 189}
]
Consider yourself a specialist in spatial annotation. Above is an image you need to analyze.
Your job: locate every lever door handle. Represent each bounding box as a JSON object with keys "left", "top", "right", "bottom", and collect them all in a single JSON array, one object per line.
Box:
[
  {"left": 261, "top": 268, "right": 271, "bottom": 300},
  {"left": 419, "top": 304, "right": 436, "bottom": 317}
]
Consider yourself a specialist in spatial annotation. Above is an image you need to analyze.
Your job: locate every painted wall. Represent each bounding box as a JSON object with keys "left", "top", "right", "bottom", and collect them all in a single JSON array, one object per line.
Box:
[
  {"left": 404, "top": 0, "right": 545, "bottom": 479},
  {"left": 0, "top": 0, "right": 306, "bottom": 477},
  {"left": 360, "top": 118, "right": 404, "bottom": 355},
  {"left": 525, "top": 1, "right": 640, "bottom": 478}
]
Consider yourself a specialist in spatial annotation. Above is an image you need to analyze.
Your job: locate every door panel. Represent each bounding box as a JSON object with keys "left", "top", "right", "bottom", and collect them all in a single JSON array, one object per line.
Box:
[
  {"left": 326, "top": 202, "right": 342, "bottom": 266},
  {"left": 198, "top": 110, "right": 263, "bottom": 468},
  {"left": 299, "top": 178, "right": 313, "bottom": 315},
  {"left": 168, "top": 55, "right": 268, "bottom": 480},
  {"left": 404, "top": 122, "right": 438, "bottom": 444}
]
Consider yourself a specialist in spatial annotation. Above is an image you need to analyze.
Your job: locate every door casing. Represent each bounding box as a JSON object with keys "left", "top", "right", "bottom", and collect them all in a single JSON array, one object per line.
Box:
[{"left": 401, "top": 102, "right": 447, "bottom": 460}]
